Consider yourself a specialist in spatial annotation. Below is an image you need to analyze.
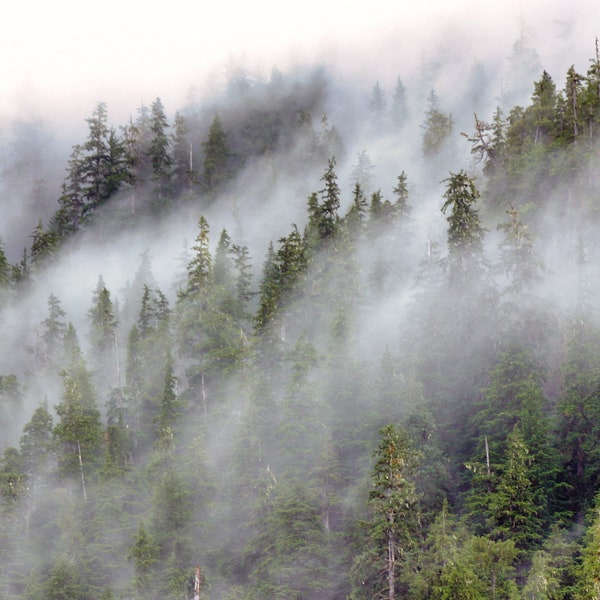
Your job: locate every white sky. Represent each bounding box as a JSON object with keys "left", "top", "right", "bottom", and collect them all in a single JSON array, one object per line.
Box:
[{"left": 0, "top": 0, "right": 599, "bottom": 123}]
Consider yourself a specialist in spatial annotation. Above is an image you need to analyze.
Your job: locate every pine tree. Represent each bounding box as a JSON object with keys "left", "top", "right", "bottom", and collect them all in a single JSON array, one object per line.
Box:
[
  {"left": 318, "top": 157, "right": 341, "bottom": 239},
  {"left": 88, "top": 276, "right": 119, "bottom": 389},
  {"left": 353, "top": 424, "right": 420, "bottom": 600},
  {"left": 30, "top": 219, "right": 57, "bottom": 268},
  {"left": 20, "top": 401, "right": 54, "bottom": 481},
  {"left": 129, "top": 523, "right": 159, "bottom": 596},
  {"left": 243, "top": 477, "right": 330, "bottom": 599},
  {"left": 81, "top": 102, "right": 112, "bottom": 208},
  {"left": 54, "top": 367, "right": 102, "bottom": 499},
  {"left": 202, "top": 114, "right": 231, "bottom": 193},
  {"left": 575, "top": 499, "right": 600, "bottom": 599},
  {"left": 489, "top": 424, "right": 542, "bottom": 548},
  {"left": 422, "top": 89, "right": 453, "bottom": 158},
  {"left": 368, "top": 81, "right": 387, "bottom": 130},
  {"left": 0, "top": 235, "right": 12, "bottom": 311},
  {"left": 390, "top": 76, "right": 409, "bottom": 129},
  {"left": 530, "top": 70, "right": 557, "bottom": 144},
  {"left": 149, "top": 97, "right": 172, "bottom": 205},
  {"left": 441, "top": 170, "right": 487, "bottom": 286},
  {"left": 53, "top": 144, "right": 86, "bottom": 236},
  {"left": 350, "top": 149, "right": 375, "bottom": 194},
  {"left": 171, "top": 111, "right": 194, "bottom": 195},
  {"left": 157, "top": 353, "right": 180, "bottom": 452}
]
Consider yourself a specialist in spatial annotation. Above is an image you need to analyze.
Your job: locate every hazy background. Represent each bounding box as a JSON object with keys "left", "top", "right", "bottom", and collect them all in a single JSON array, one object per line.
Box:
[{"left": 1, "top": 0, "right": 598, "bottom": 124}]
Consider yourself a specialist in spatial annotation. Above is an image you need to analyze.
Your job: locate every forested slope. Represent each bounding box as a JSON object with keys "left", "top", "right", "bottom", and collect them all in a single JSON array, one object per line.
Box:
[{"left": 1, "top": 38, "right": 600, "bottom": 599}]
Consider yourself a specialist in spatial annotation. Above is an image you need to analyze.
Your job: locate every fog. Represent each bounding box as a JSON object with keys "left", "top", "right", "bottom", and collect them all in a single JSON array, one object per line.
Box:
[{"left": 1, "top": 0, "right": 600, "bottom": 597}]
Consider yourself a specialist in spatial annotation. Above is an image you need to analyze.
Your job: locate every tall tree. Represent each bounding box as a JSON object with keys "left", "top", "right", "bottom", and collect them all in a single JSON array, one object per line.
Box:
[
  {"left": 53, "top": 367, "right": 102, "bottom": 500},
  {"left": 171, "top": 111, "right": 194, "bottom": 195},
  {"left": 81, "top": 102, "right": 112, "bottom": 208},
  {"left": 88, "top": 276, "right": 119, "bottom": 389},
  {"left": 368, "top": 81, "right": 387, "bottom": 130},
  {"left": 29, "top": 219, "right": 57, "bottom": 268},
  {"left": 39, "top": 293, "right": 68, "bottom": 367},
  {"left": 202, "top": 114, "right": 231, "bottom": 194},
  {"left": 390, "top": 76, "right": 409, "bottom": 129},
  {"left": 441, "top": 170, "right": 487, "bottom": 286},
  {"left": 351, "top": 424, "right": 420, "bottom": 600},
  {"left": 149, "top": 97, "right": 172, "bottom": 205},
  {"left": 422, "top": 89, "right": 453, "bottom": 158}
]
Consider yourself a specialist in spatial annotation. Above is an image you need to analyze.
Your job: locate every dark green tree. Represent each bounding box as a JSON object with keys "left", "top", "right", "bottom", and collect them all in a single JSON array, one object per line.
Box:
[
  {"left": 244, "top": 477, "right": 331, "bottom": 599},
  {"left": 202, "top": 114, "right": 231, "bottom": 193},
  {"left": 149, "top": 97, "right": 172, "bottom": 205},
  {"left": 30, "top": 219, "right": 57, "bottom": 268},
  {"left": 0, "top": 446, "right": 26, "bottom": 510},
  {"left": 88, "top": 276, "right": 119, "bottom": 390},
  {"left": 441, "top": 170, "right": 487, "bottom": 286},
  {"left": 20, "top": 401, "right": 54, "bottom": 481},
  {"left": 81, "top": 101, "right": 112, "bottom": 208},
  {"left": 489, "top": 424, "right": 542, "bottom": 548},
  {"left": 129, "top": 523, "right": 160, "bottom": 597},
  {"left": 351, "top": 424, "right": 420, "bottom": 600}
]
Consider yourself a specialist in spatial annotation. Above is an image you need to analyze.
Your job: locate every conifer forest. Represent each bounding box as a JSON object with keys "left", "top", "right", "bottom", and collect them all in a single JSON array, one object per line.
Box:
[{"left": 3, "top": 11, "right": 600, "bottom": 599}]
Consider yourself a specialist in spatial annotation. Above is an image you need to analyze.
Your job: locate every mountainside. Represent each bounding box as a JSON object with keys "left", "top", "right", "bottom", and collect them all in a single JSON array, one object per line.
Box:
[{"left": 2, "top": 35, "right": 600, "bottom": 599}]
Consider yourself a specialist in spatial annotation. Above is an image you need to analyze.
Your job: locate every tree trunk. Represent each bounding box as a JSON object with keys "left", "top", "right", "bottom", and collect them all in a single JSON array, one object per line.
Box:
[
  {"left": 388, "top": 516, "right": 396, "bottom": 600},
  {"left": 78, "top": 441, "right": 87, "bottom": 503},
  {"left": 201, "top": 371, "right": 207, "bottom": 417}
]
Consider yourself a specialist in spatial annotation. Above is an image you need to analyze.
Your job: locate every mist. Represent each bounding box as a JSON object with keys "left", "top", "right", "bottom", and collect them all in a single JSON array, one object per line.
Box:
[{"left": 1, "top": 1, "right": 600, "bottom": 598}]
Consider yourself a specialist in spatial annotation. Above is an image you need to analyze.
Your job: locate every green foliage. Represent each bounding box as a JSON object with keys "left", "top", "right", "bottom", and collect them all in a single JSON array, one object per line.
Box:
[
  {"left": 7, "top": 49, "right": 600, "bottom": 600},
  {"left": 202, "top": 114, "right": 231, "bottom": 193},
  {"left": 350, "top": 424, "right": 420, "bottom": 599},
  {"left": 441, "top": 170, "right": 486, "bottom": 273},
  {"left": 422, "top": 89, "right": 454, "bottom": 158},
  {"left": 243, "top": 477, "right": 331, "bottom": 599}
]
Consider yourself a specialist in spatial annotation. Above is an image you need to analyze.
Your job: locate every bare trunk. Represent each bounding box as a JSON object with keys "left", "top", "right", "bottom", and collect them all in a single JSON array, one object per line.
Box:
[
  {"left": 388, "top": 516, "right": 396, "bottom": 600},
  {"left": 78, "top": 441, "right": 87, "bottom": 503},
  {"left": 194, "top": 565, "right": 201, "bottom": 600},
  {"left": 201, "top": 371, "right": 207, "bottom": 417}
]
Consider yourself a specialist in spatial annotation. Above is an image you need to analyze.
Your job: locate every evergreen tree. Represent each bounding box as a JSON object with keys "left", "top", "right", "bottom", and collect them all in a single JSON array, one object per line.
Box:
[
  {"left": 0, "top": 446, "right": 26, "bottom": 510},
  {"left": 81, "top": 102, "right": 112, "bottom": 208},
  {"left": 202, "top": 114, "right": 231, "bottom": 193},
  {"left": 88, "top": 276, "right": 119, "bottom": 389},
  {"left": 349, "top": 149, "right": 375, "bottom": 194},
  {"left": 351, "top": 424, "right": 420, "bottom": 600},
  {"left": 53, "top": 144, "right": 86, "bottom": 236},
  {"left": 171, "top": 111, "right": 194, "bottom": 195},
  {"left": 243, "top": 477, "right": 331, "bottom": 599},
  {"left": 557, "top": 316, "right": 600, "bottom": 512},
  {"left": 390, "top": 76, "right": 409, "bottom": 129},
  {"left": 30, "top": 219, "right": 57, "bottom": 268},
  {"left": 489, "top": 424, "right": 543, "bottom": 548},
  {"left": 441, "top": 170, "right": 487, "bottom": 286},
  {"left": 41, "top": 294, "right": 67, "bottom": 365},
  {"left": 20, "top": 401, "right": 54, "bottom": 481},
  {"left": 149, "top": 97, "right": 172, "bottom": 205},
  {"left": 422, "top": 89, "right": 453, "bottom": 158},
  {"left": 53, "top": 367, "right": 102, "bottom": 499},
  {"left": 156, "top": 353, "right": 180, "bottom": 452},
  {"left": 575, "top": 499, "right": 600, "bottom": 599},
  {"left": 129, "top": 523, "right": 160, "bottom": 597},
  {"left": 368, "top": 81, "right": 387, "bottom": 129}
]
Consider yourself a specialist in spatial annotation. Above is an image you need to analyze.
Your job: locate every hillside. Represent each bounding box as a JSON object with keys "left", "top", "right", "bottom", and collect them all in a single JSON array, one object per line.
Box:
[{"left": 1, "top": 36, "right": 600, "bottom": 599}]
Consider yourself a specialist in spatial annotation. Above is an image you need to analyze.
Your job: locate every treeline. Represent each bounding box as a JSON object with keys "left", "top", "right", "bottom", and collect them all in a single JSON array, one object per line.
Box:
[{"left": 1, "top": 45, "right": 600, "bottom": 599}]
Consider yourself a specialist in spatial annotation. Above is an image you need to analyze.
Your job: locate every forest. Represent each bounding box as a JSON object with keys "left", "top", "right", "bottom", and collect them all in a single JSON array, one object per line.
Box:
[{"left": 2, "top": 29, "right": 600, "bottom": 600}]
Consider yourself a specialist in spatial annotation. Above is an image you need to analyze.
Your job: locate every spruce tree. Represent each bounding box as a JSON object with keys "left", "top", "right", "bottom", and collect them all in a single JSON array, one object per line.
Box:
[{"left": 202, "top": 114, "right": 231, "bottom": 193}]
